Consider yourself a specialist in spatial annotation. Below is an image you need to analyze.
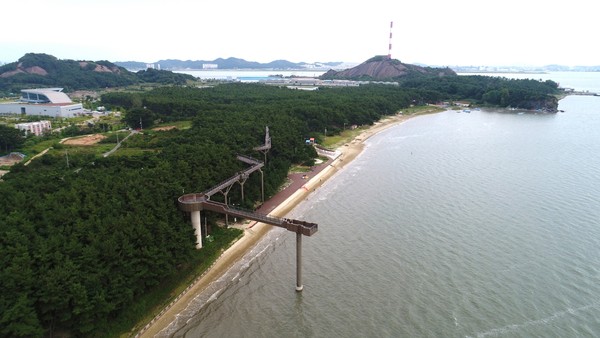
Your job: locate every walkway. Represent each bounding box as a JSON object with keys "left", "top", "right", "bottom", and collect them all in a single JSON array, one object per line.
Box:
[
  {"left": 103, "top": 130, "right": 136, "bottom": 157},
  {"left": 257, "top": 157, "right": 333, "bottom": 214}
]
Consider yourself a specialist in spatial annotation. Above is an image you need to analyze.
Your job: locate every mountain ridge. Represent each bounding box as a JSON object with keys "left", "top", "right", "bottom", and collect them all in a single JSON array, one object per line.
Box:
[
  {"left": 0, "top": 53, "right": 196, "bottom": 93},
  {"left": 115, "top": 57, "right": 345, "bottom": 71}
]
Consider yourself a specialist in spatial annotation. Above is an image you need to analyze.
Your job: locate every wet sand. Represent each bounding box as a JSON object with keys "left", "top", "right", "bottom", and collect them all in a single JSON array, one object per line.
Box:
[{"left": 138, "top": 112, "right": 418, "bottom": 337}]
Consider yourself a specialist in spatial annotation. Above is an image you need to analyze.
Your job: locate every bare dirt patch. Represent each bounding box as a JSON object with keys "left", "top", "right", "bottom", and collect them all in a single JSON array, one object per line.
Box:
[
  {"left": 69, "top": 90, "right": 100, "bottom": 100},
  {"left": 63, "top": 134, "right": 106, "bottom": 145},
  {"left": 0, "top": 153, "right": 25, "bottom": 166},
  {"left": 152, "top": 126, "right": 177, "bottom": 131}
]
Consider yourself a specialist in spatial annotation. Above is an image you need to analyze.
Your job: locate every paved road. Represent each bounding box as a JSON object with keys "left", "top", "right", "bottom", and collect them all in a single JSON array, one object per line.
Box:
[{"left": 102, "top": 130, "right": 136, "bottom": 157}]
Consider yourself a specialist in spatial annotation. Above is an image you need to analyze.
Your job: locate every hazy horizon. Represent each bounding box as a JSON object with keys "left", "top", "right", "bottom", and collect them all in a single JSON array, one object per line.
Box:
[{"left": 2, "top": 0, "right": 597, "bottom": 67}]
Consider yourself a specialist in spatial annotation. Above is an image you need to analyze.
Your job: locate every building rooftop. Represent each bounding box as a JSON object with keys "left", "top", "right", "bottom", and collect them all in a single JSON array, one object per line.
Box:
[{"left": 20, "top": 88, "right": 73, "bottom": 104}]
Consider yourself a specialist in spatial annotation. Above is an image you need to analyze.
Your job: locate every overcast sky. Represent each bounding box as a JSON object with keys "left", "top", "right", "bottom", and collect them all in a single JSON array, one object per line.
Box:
[{"left": 2, "top": 0, "right": 597, "bottom": 67}]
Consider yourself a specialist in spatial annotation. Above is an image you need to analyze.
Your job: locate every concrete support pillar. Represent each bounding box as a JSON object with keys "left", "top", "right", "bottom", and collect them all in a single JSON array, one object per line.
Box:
[
  {"left": 239, "top": 175, "right": 248, "bottom": 202},
  {"left": 224, "top": 194, "right": 229, "bottom": 227},
  {"left": 296, "top": 232, "right": 303, "bottom": 292},
  {"left": 260, "top": 169, "right": 265, "bottom": 203},
  {"left": 191, "top": 210, "right": 202, "bottom": 249},
  {"left": 240, "top": 182, "right": 245, "bottom": 201}
]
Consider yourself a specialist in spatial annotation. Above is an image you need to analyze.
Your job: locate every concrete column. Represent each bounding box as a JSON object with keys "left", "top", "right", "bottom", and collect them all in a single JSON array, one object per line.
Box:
[
  {"left": 296, "top": 232, "right": 303, "bottom": 291},
  {"left": 191, "top": 210, "right": 202, "bottom": 249},
  {"left": 260, "top": 169, "right": 265, "bottom": 202},
  {"left": 241, "top": 182, "right": 245, "bottom": 201},
  {"left": 224, "top": 194, "right": 229, "bottom": 227}
]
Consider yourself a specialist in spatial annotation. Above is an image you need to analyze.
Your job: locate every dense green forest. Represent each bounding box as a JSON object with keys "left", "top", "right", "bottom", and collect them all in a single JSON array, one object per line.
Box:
[
  {"left": 0, "top": 125, "right": 25, "bottom": 153},
  {"left": 0, "top": 78, "right": 560, "bottom": 337},
  {"left": 399, "top": 74, "right": 560, "bottom": 110},
  {"left": 0, "top": 53, "right": 196, "bottom": 94}
]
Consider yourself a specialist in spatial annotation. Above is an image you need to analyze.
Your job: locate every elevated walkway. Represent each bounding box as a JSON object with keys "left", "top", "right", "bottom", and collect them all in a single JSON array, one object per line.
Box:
[
  {"left": 177, "top": 126, "right": 317, "bottom": 291},
  {"left": 203, "top": 154, "right": 264, "bottom": 198},
  {"left": 253, "top": 126, "right": 271, "bottom": 152},
  {"left": 179, "top": 193, "right": 318, "bottom": 236}
]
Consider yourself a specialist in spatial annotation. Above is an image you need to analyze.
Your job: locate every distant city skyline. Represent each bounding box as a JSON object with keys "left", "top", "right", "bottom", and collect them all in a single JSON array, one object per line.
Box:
[{"left": 2, "top": 0, "right": 598, "bottom": 67}]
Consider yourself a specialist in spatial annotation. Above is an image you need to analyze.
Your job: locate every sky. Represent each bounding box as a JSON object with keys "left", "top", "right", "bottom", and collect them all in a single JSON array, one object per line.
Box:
[{"left": 2, "top": 0, "right": 598, "bottom": 67}]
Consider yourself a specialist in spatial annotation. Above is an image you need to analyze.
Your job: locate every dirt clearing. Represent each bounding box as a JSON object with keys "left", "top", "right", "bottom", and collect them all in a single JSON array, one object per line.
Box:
[
  {"left": 63, "top": 134, "right": 106, "bottom": 145},
  {"left": 152, "top": 126, "right": 177, "bottom": 131}
]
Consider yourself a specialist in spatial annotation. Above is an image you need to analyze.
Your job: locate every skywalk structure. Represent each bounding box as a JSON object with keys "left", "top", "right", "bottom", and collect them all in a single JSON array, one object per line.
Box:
[
  {"left": 178, "top": 127, "right": 318, "bottom": 291},
  {"left": 253, "top": 125, "right": 271, "bottom": 164}
]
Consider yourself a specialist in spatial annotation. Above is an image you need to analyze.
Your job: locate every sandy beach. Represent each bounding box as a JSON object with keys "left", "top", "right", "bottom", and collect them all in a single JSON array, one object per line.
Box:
[{"left": 137, "top": 111, "right": 422, "bottom": 337}]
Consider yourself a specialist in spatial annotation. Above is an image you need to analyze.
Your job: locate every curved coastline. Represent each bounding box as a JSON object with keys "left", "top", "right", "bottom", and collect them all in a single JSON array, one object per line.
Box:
[{"left": 137, "top": 109, "right": 435, "bottom": 337}]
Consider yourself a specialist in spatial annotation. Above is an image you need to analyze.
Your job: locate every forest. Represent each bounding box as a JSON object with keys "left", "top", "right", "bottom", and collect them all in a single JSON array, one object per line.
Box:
[
  {"left": 399, "top": 74, "right": 560, "bottom": 110},
  {"left": 0, "top": 77, "right": 560, "bottom": 337},
  {"left": 0, "top": 125, "right": 25, "bottom": 153}
]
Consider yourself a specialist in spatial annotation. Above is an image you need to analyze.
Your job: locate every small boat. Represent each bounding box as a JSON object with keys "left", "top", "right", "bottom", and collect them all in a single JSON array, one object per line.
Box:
[{"left": 463, "top": 109, "right": 471, "bottom": 113}]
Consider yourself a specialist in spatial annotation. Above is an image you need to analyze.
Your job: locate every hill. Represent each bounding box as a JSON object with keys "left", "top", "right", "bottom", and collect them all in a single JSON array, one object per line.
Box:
[
  {"left": 0, "top": 53, "right": 196, "bottom": 93},
  {"left": 320, "top": 55, "right": 456, "bottom": 81}
]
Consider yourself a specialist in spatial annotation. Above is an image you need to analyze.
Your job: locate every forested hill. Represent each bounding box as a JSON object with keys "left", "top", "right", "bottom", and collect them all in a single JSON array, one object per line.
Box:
[
  {"left": 0, "top": 53, "right": 196, "bottom": 93},
  {"left": 320, "top": 55, "right": 457, "bottom": 81}
]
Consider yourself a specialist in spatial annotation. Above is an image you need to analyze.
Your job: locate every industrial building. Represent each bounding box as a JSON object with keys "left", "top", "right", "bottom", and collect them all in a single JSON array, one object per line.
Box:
[{"left": 0, "top": 88, "right": 84, "bottom": 118}]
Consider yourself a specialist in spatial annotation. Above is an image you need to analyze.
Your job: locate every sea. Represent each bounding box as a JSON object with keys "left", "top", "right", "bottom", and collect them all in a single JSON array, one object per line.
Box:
[
  {"left": 158, "top": 72, "right": 600, "bottom": 337},
  {"left": 175, "top": 69, "right": 327, "bottom": 82}
]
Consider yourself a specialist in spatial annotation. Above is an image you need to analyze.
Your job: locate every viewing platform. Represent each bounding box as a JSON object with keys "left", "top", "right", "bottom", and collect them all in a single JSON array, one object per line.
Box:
[{"left": 178, "top": 193, "right": 318, "bottom": 237}]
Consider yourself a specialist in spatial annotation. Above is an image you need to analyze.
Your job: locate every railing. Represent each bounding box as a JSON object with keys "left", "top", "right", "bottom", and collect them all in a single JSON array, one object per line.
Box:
[
  {"left": 212, "top": 201, "right": 282, "bottom": 225},
  {"left": 203, "top": 175, "right": 242, "bottom": 197},
  {"left": 254, "top": 143, "right": 271, "bottom": 151},
  {"left": 202, "top": 155, "right": 264, "bottom": 197},
  {"left": 236, "top": 154, "right": 263, "bottom": 165},
  {"left": 253, "top": 126, "right": 271, "bottom": 151},
  {"left": 178, "top": 194, "right": 318, "bottom": 236}
]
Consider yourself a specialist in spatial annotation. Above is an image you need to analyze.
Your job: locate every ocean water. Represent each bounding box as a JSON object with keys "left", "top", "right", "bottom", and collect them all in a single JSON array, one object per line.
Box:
[
  {"left": 175, "top": 69, "right": 327, "bottom": 81},
  {"left": 159, "top": 73, "right": 600, "bottom": 337}
]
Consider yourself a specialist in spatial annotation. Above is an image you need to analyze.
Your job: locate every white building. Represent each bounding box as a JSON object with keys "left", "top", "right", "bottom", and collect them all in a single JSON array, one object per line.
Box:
[
  {"left": 0, "top": 88, "right": 84, "bottom": 118},
  {"left": 146, "top": 63, "right": 161, "bottom": 70},
  {"left": 15, "top": 120, "right": 52, "bottom": 136}
]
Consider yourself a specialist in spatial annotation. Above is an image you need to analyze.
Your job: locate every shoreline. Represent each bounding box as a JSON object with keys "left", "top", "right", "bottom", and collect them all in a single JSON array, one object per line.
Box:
[{"left": 137, "top": 111, "right": 425, "bottom": 337}]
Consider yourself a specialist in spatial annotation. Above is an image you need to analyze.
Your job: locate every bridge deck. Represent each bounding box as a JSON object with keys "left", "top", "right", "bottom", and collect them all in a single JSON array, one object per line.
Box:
[
  {"left": 178, "top": 194, "right": 317, "bottom": 236},
  {"left": 253, "top": 126, "right": 271, "bottom": 151},
  {"left": 203, "top": 155, "right": 264, "bottom": 197}
]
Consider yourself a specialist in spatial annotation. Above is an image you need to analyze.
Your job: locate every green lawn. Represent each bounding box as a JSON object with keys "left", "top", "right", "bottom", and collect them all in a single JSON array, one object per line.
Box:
[{"left": 153, "top": 120, "right": 193, "bottom": 130}]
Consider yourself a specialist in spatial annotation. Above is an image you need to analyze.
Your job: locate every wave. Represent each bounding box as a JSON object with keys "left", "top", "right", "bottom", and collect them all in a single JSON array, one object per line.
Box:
[{"left": 470, "top": 301, "right": 600, "bottom": 338}]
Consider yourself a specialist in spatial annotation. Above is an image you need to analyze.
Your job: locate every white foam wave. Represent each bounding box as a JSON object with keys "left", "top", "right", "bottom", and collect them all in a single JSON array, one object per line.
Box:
[{"left": 471, "top": 302, "right": 600, "bottom": 337}]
